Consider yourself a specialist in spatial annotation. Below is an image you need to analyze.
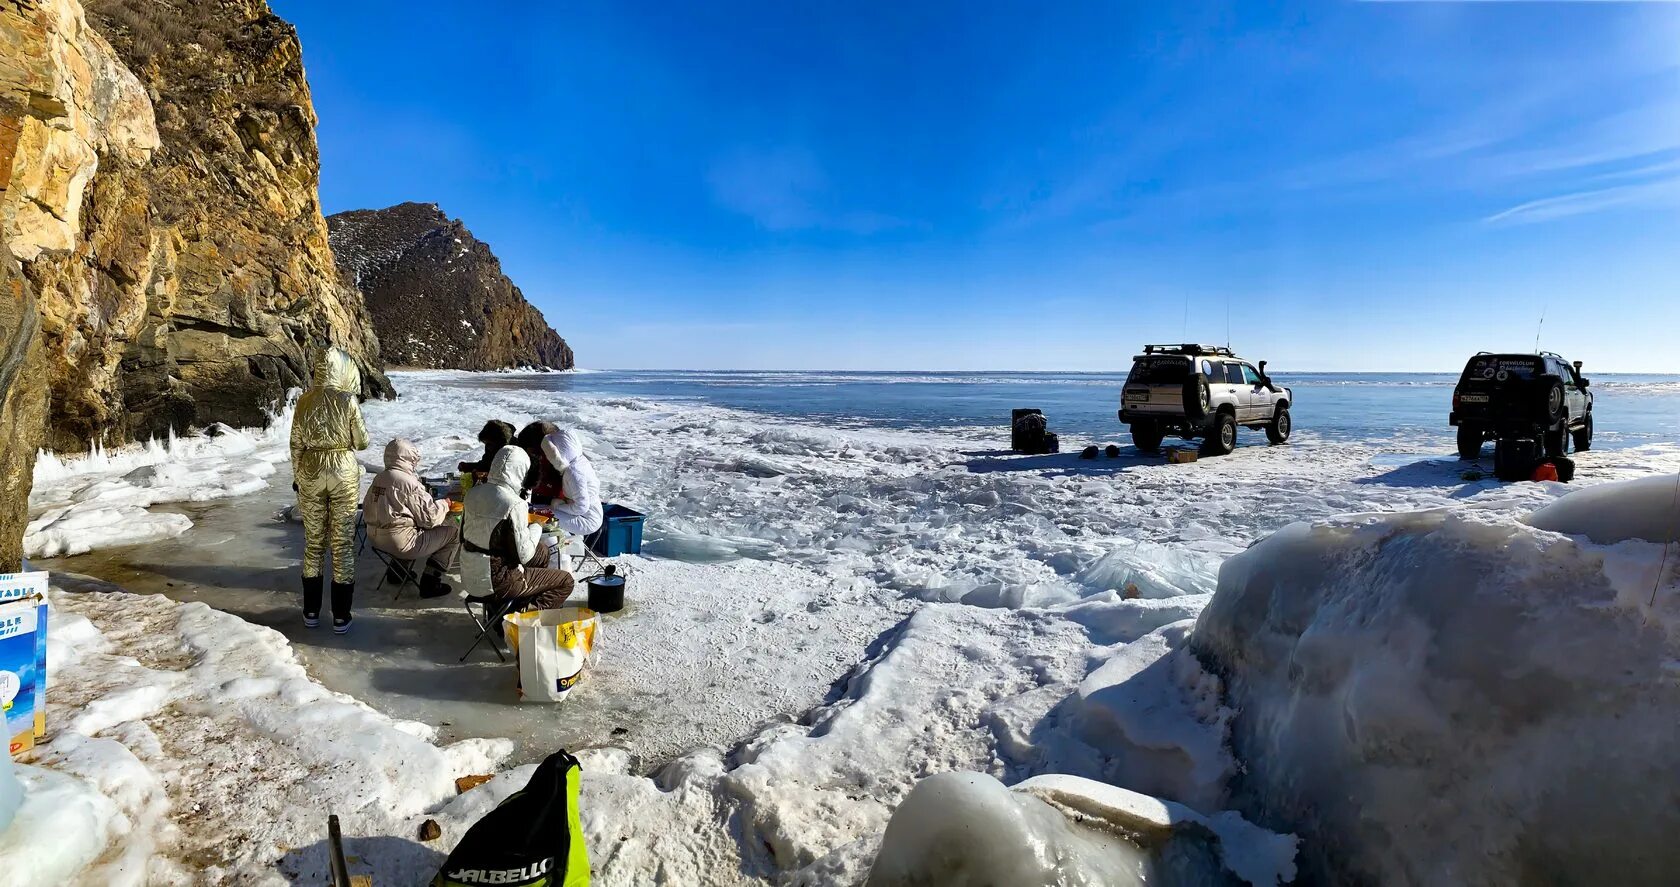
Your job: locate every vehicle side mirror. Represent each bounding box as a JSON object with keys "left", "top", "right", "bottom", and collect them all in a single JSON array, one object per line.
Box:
[{"left": 1579, "top": 378, "right": 1590, "bottom": 388}]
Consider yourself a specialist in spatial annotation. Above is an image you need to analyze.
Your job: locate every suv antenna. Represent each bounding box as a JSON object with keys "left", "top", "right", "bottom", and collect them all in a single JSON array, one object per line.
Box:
[
  {"left": 1225, "top": 293, "right": 1231, "bottom": 351},
  {"left": 1534, "top": 305, "right": 1547, "bottom": 352}
]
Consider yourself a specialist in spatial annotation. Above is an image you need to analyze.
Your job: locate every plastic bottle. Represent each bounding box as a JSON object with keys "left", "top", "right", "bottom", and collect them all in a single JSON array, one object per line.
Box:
[{"left": 0, "top": 752, "right": 22, "bottom": 834}]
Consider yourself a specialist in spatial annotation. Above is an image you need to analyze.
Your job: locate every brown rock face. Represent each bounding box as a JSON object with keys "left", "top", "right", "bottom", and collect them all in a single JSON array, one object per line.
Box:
[
  {"left": 66, "top": 0, "right": 393, "bottom": 448},
  {"left": 0, "top": 0, "right": 390, "bottom": 569},
  {"left": 328, "top": 202, "right": 573, "bottom": 371}
]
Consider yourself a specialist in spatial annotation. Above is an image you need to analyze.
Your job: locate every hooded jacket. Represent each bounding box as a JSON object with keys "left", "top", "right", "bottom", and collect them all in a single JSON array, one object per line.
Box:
[
  {"left": 515, "top": 421, "right": 563, "bottom": 498},
  {"left": 463, "top": 445, "right": 540, "bottom": 567},
  {"left": 363, "top": 439, "right": 449, "bottom": 554},
  {"left": 541, "top": 429, "right": 603, "bottom": 535},
  {"left": 290, "top": 348, "right": 370, "bottom": 488}
]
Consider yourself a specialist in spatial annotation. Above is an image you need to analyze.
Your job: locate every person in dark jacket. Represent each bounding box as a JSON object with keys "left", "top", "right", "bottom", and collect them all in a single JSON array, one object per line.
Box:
[
  {"left": 514, "top": 421, "right": 565, "bottom": 503},
  {"left": 457, "top": 420, "right": 518, "bottom": 475}
]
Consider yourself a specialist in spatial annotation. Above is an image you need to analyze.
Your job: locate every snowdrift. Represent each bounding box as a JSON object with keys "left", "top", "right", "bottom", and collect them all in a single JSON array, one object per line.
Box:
[
  {"left": 865, "top": 771, "right": 1296, "bottom": 887},
  {"left": 1193, "top": 475, "right": 1680, "bottom": 885}
]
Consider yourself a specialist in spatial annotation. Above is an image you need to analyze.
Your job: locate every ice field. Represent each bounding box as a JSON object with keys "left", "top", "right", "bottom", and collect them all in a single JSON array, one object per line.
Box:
[{"left": 12, "top": 370, "right": 1680, "bottom": 884}]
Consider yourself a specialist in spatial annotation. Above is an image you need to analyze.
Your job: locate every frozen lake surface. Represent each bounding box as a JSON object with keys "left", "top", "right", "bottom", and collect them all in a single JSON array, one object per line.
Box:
[{"left": 24, "top": 369, "right": 1680, "bottom": 884}]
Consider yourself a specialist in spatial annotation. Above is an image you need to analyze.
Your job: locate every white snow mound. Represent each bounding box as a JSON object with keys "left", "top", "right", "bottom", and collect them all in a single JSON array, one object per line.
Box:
[{"left": 1193, "top": 484, "right": 1680, "bottom": 885}]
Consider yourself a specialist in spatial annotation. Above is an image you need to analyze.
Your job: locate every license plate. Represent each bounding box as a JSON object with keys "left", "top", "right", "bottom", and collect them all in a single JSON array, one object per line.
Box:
[
  {"left": 1124, "top": 390, "right": 1149, "bottom": 402},
  {"left": 1459, "top": 394, "right": 1489, "bottom": 403}
]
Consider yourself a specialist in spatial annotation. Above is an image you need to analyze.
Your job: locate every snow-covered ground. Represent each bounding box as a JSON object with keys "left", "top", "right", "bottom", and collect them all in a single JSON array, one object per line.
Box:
[{"left": 13, "top": 370, "right": 1680, "bottom": 884}]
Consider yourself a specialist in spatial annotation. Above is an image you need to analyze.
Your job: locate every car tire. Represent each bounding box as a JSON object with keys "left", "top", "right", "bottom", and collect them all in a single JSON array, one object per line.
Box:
[
  {"left": 1572, "top": 414, "right": 1593, "bottom": 452},
  {"left": 1457, "top": 426, "right": 1483, "bottom": 459},
  {"left": 1202, "top": 411, "right": 1237, "bottom": 456},
  {"left": 1265, "top": 405, "right": 1292, "bottom": 444},
  {"left": 1538, "top": 375, "right": 1566, "bottom": 422},
  {"left": 1182, "top": 373, "right": 1211, "bottom": 424},
  {"left": 1130, "top": 422, "right": 1165, "bottom": 453}
]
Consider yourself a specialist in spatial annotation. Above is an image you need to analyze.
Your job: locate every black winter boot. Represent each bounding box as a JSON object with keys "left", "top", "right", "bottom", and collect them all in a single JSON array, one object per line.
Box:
[
  {"left": 331, "top": 581, "right": 354, "bottom": 634},
  {"left": 302, "top": 576, "right": 324, "bottom": 628},
  {"left": 418, "top": 570, "right": 452, "bottom": 600}
]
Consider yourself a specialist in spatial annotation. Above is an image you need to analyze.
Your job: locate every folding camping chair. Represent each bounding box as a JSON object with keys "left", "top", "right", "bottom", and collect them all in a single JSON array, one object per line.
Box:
[
  {"left": 370, "top": 546, "right": 422, "bottom": 600},
  {"left": 460, "top": 592, "right": 511, "bottom": 662},
  {"left": 562, "top": 529, "right": 607, "bottom": 576},
  {"left": 457, "top": 546, "right": 509, "bottom": 661}
]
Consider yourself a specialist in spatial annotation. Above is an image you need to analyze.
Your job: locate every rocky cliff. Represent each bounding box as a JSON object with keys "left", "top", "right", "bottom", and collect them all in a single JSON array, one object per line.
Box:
[
  {"left": 1, "top": 0, "right": 389, "bottom": 569},
  {"left": 328, "top": 202, "right": 573, "bottom": 370}
]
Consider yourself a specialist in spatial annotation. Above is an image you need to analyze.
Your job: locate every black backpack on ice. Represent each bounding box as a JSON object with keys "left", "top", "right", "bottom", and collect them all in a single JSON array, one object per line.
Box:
[{"left": 431, "top": 750, "right": 590, "bottom": 887}]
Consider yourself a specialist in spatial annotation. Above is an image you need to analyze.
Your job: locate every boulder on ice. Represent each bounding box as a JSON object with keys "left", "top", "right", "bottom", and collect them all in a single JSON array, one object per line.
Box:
[{"left": 1192, "top": 476, "right": 1680, "bottom": 885}]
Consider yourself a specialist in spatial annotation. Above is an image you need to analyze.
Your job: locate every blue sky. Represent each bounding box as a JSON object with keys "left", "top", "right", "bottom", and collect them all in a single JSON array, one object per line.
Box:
[{"left": 279, "top": 0, "right": 1680, "bottom": 371}]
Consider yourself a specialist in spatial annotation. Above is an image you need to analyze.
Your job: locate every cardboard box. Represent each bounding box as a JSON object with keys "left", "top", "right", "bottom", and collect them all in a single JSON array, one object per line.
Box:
[
  {"left": 0, "top": 571, "right": 47, "bottom": 751},
  {"left": 0, "top": 597, "right": 42, "bottom": 758},
  {"left": 1165, "top": 448, "right": 1199, "bottom": 464}
]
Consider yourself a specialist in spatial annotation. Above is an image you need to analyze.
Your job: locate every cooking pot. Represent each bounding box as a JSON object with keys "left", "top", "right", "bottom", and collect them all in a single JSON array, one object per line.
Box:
[{"left": 587, "top": 565, "right": 626, "bottom": 613}]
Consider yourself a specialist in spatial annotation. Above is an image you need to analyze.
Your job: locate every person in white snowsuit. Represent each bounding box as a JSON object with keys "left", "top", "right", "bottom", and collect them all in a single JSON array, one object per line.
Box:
[
  {"left": 540, "top": 428, "right": 603, "bottom": 538},
  {"left": 462, "top": 446, "right": 574, "bottom": 610}
]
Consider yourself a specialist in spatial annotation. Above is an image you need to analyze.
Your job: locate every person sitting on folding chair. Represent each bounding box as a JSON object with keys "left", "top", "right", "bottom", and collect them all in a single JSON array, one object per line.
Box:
[
  {"left": 363, "top": 439, "right": 459, "bottom": 598},
  {"left": 462, "top": 446, "right": 575, "bottom": 612},
  {"left": 540, "top": 428, "right": 604, "bottom": 540}
]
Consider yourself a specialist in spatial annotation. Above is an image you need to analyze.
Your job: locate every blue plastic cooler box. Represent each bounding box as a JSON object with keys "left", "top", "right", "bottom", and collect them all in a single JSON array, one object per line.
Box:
[{"left": 589, "top": 504, "right": 645, "bottom": 556}]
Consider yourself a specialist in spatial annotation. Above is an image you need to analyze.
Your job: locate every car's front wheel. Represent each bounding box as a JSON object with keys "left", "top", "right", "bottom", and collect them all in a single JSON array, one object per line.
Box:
[
  {"left": 1572, "top": 414, "right": 1593, "bottom": 452},
  {"left": 1202, "top": 411, "right": 1237, "bottom": 456},
  {"left": 1265, "top": 405, "right": 1292, "bottom": 445},
  {"left": 1457, "top": 425, "right": 1483, "bottom": 459},
  {"left": 1130, "top": 421, "right": 1165, "bottom": 453}
]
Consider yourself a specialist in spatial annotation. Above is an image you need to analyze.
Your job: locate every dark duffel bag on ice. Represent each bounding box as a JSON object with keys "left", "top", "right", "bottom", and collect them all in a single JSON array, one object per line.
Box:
[
  {"left": 1012, "top": 410, "right": 1048, "bottom": 454},
  {"left": 431, "top": 750, "right": 590, "bottom": 887}
]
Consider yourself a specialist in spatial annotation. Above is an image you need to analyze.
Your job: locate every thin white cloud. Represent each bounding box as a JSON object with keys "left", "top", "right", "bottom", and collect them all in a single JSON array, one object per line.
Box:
[{"left": 1484, "top": 175, "right": 1680, "bottom": 224}]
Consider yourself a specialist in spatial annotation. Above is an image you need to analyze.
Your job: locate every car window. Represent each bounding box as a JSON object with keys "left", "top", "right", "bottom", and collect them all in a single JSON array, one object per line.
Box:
[
  {"left": 1242, "top": 364, "right": 1262, "bottom": 386},
  {"left": 1215, "top": 362, "right": 1238, "bottom": 384},
  {"left": 1129, "top": 357, "right": 1189, "bottom": 384},
  {"left": 1462, "top": 355, "right": 1540, "bottom": 383}
]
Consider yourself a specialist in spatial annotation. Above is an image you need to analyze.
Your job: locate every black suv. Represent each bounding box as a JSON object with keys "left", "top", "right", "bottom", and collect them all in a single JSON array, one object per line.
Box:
[{"left": 1451, "top": 352, "right": 1593, "bottom": 474}]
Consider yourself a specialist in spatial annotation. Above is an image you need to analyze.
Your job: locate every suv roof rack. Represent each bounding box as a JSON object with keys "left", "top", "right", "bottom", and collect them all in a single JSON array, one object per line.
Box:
[{"left": 1142, "top": 344, "right": 1236, "bottom": 357}]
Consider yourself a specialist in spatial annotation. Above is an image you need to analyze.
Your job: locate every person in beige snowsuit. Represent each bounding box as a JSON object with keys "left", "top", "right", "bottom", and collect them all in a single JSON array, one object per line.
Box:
[
  {"left": 363, "top": 438, "right": 459, "bottom": 598},
  {"left": 290, "top": 347, "right": 369, "bottom": 633}
]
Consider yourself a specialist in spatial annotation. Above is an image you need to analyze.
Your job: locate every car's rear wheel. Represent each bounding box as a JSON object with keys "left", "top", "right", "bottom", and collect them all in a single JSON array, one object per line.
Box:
[
  {"left": 1457, "top": 426, "right": 1483, "bottom": 459},
  {"left": 1572, "top": 414, "right": 1593, "bottom": 452},
  {"left": 1265, "top": 405, "right": 1292, "bottom": 444},
  {"left": 1130, "top": 421, "right": 1165, "bottom": 453},
  {"left": 1202, "top": 411, "right": 1237, "bottom": 456}
]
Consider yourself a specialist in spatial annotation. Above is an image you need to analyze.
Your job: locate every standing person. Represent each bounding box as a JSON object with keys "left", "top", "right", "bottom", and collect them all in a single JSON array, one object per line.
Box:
[
  {"left": 457, "top": 419, "right": 517, "bottom": 476},
  {"left": 541, "top": 428, "right": 603, "bottom": 538},
  {"left": 290, "top": 347, "right": 369, "bottom": 633},
  {"left": 364, "top": 438, "right": 459, "bottom": 598},
  {"left": 514, "top": 420, "right": 563, "bottom": 502},
  {"left": 462, "top": 446, "right": 575, "bottom": 611}
]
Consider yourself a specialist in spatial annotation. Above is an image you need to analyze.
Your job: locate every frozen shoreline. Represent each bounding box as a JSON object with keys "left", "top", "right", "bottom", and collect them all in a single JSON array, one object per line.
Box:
[{"left": 15, "top": 371, "right": 1680, "bottom": 883}]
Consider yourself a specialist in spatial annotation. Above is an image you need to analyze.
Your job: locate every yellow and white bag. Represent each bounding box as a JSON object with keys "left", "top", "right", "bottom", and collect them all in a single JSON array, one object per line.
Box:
[{"left": 503, "top": 608, "right": 599, "bottom": 703}]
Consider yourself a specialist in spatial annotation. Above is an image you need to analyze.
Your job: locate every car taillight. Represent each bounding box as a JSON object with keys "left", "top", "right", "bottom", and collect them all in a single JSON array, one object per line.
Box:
[{"left": 1452, "top": 393, "right": 1460, "bottom": 410}]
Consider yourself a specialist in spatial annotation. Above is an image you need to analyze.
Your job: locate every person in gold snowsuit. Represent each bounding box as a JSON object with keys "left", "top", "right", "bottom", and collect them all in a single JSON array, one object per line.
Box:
[{"left": 290, "top": 347, "right": 369, "bottom": 633}]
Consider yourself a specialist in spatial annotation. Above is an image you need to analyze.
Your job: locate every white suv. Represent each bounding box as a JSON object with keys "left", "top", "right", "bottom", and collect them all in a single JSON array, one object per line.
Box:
[{"left": 1118, "top": 344, "right": 1293, "bottom": 456}]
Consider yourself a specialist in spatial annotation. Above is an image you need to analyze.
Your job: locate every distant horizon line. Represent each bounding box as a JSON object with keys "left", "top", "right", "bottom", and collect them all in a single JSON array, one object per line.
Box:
[{"left": 491, "top": 367, "right": 1680, "bottom": 376}]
